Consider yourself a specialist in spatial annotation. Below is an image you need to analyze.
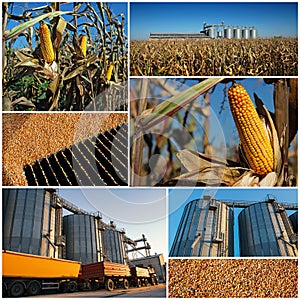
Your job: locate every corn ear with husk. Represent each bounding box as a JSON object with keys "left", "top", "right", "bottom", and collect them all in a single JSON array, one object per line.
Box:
[
  {"left": 78, "top": 35, "right": 87, "bottom": 57},
  {"left": 228, "top": 83, "right": 274, "bottom": 175},
  {"left": 106, "top": 64, "right": 114, "bottom": 81},
  {"left": 39, "top": 22, "right": 54, "bottom": 63}
]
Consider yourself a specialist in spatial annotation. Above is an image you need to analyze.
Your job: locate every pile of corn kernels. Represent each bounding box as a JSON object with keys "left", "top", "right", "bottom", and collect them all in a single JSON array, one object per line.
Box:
[
  {"left": 3, "top": 113, "right": 127, "bottom": 186},
  {"left": 168, "top": 259, "right": 298, "bottom": 298}
]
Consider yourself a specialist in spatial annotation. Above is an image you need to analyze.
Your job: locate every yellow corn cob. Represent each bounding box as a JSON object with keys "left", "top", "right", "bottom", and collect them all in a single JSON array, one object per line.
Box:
[
  {"left": 39, "top": 23, "right": 54, "bottom": 63},
  {"left": 78, "top": 35, "right": 87, "bottom": 57},
  {"left": 228, "top": 83, "right": 273, "bottom": 175},
  {"left": 106, "top": 64, "right": 114, "bottom": 81}
]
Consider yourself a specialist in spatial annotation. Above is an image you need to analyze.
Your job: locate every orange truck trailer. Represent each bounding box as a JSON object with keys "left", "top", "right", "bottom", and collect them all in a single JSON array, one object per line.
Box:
[
  {"left": 80, "top": 261, "right": 131, "bottom": 291},
  {"left": 2, "top": 250, "right": 81, "bottom": 297}
]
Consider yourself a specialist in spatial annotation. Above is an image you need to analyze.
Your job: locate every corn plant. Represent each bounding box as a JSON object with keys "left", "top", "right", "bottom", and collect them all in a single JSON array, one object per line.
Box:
[
  {"left": 130, "top": 78, "right": 297, "bottom": 187},
  {"left": 3, "top": 2, "right": 128, "bottom": 111}
]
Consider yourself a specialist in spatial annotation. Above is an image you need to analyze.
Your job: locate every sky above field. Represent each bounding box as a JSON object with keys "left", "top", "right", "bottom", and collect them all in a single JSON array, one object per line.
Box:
[
  {"left": 58, "top": 188, "right": 167, "bottom": 260},
  {"left": 168, "top": 188, "right": 298, "bottom": 257},
  {"left": 130, "top": 2, "right": 298, "bottom": 40}
]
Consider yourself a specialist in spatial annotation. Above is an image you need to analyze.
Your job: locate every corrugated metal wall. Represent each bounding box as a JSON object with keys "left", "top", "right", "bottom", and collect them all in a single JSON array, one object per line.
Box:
[
  {"left": 238, "top": 201, "right": 298, "bottom": 256},
  {"left": 101, "top": 229, "right": 127, "bottom": 264},
  {"left": 63, "top": 214, "right": 102, "bottom": 264},
  {"left": 2, "top": 188, "right": 58, "bottom": 257},
  {"left": 170, "top": 197, "right": 234, "bottom": 257}
]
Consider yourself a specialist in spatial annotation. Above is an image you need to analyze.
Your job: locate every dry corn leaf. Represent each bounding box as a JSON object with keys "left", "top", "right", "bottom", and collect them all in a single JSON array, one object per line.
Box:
[
  {"left": 232, "top": 171, "right": 259, "bottom": 187},
  {"left": 259, "top": 172, "right": 278, "bottom": 186}
]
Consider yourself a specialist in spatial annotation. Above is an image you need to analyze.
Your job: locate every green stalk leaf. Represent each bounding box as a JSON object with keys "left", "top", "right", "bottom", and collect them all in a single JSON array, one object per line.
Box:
[
  {"left": 3, "top": 11, "right": 72, "bottom": 41},
  {"left": 137, "top": 78, "right": 224, "bottom": 130}
]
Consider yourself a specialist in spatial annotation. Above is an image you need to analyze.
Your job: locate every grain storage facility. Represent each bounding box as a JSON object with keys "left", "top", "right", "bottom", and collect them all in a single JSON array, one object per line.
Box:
[
  {"left": 289, "top": 211, "right": 298, "bottom": 234},
  {"left": 169, "top": 195, "right": 234, "bottom": 257},
  {"left": 63, "top": 215, "right": 128, "bottom": 265},
  {"left": 238, "top": 198, "right": 298, "bottom": 256},
  {"left": 150, "top": 22, "right": 258, "bottom": 40},
  {"left": 2, "top": 188, "right": 63, "bottom": 258},
  {"left": 63, "top": 214, "right": 102, "bottom": 264},
  {"left": 100, "top": 225, "right": 128, "bottom": 264}
]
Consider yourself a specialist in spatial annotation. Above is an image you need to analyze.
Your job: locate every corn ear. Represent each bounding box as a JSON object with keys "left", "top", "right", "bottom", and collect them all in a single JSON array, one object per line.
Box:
[
  {"left": 39, "top": 22, "right": 54, "bottom": 63},
  {"left": 106, "top": 64, "right": 114, "bottom": 81},
  {"left": 228, "top": 83, "right": 273, "bottom": 175},
  {"left": 78, "top": 35, "right": 87, "bottom": 57}
]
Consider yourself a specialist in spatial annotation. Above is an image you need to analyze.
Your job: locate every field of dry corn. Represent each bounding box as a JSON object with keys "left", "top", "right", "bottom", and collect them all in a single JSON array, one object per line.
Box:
[
  {"left": 130, "top": 38, "right": 298, "bottom": 76},
  {"left": 169, "top": 259, "right": 298, "bottom": 298}
]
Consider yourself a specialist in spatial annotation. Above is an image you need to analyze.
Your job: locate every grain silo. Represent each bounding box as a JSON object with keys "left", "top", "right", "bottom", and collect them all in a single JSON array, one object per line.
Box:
[
  {"left": 238, "top": 199, "right": 298, "bottom": 256},
  {"left": 63, "top": 214, "right": 102, "bottom": 264},
  {"left": 224, "top": 27, "right": 233, "bottom": 39},
  {"left": 207, "top": 27, "right": 216, "bottom": 39},
  {"left": 233, "top": 27, "right": 242, "bottom": 39},
  {"left": 250, "top": 27, "right": 257, "bottom": 39},
  {"left": 289, "top": 211, "right": 298, "bottom": 233},
  {"left": 242, "top": 27, "right": 250, "bottom": 39},
  {"left": 170, "top": 195, "right": 234, "bottom": 257},
  {"left": 2, "top": 188, "right": 63, "bottom": 258},
  {"left": 100, "top": 223, "right": 127, "bottom": 264}
]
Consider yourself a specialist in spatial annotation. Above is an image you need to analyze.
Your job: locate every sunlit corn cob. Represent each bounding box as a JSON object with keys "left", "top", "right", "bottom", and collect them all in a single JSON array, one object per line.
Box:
[
  {"left": 78, "top": 35, "right": 87, "bottom": 57},
  {"left": 39, "top": 23, "right": 54, "bottom": 63},
  {"left": 106, "top": 64, "right": 114, "bottom": 81},
  {"left": 228, "top": 83, "right": 273, "bottom": 175}
]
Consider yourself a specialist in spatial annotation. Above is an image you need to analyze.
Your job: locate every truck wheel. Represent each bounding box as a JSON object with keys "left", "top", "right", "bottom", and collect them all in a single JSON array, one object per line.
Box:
[
  {"left": 68, "top": 281, "right": 77, "bottom": 293},
  {"left": 105, "top": 279, "right": 114, "bottom": 291},
  {"left": 123, "top": 279, "right": 129, "bottom": 289},
  {"left": 137, "top": 279, "right": 141, "bottom": 288},
  {"left": 10, "top": 281, "right": 25, "bottom": 297},
  {"left": 27, "top": 280, "right": 41, "bottom": 296},
  {"left": 144, "top": 279, "right": 149, "bottom": 286}
]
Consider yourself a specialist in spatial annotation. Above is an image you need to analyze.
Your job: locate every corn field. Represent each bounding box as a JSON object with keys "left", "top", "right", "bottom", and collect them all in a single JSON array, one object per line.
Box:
[
  {"left": 130, "top": 38, "right": 298, "bottom": 76},
  {"left": 3, "top": 2, "right": 128, "bottom": 111}
]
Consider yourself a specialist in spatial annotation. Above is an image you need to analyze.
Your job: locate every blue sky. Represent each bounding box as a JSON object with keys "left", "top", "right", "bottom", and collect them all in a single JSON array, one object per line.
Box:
[
  {"left": 130, "top": 2, "right": 298, "bottom": 40},
  {"left": 168, "top": 188, "right": 298, "bottom": 257},
  {"left": 58, "top": 188, "right": 167, "bottom": 259},
  {"left": 6, "top": 2, "right": 128, "bottom": 47}
]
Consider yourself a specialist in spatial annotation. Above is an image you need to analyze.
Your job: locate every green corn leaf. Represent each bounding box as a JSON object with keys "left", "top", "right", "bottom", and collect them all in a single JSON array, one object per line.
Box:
[
  {"left": 137, "top": 78, "right": 224, "bottom": 130},
  {"left": 3, "top": 11, "right": 72, "bottom": 41}
]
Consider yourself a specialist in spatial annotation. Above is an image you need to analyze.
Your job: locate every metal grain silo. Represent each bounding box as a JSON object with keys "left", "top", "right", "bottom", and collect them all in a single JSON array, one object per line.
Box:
[
  {"left": 170, "top": 195, "right": 234, "bottom": 257},
  {"left": 238, "top": 200, "right": 298, "bottom": 257},
  {"left": 2, "top": 188, "right": 61, "bottom": 258},
  {"left": 289, "top": 211, "right": 298, "bottom": 233},
  {"left": 207, "top": 27, "right": 216, "bottom": 39},
  {"left": 233, "top": 28, "right": 241, "bottom": 39},
  {"left": 224, "top": 27, "right": 232, "bottom": 39},
  {"left": 242, "top": 28, "right": 250, "bottom": 39},
  {"left": 101, "top": 225, "right": 127, "bottom": 264},
  {"left": 63, "top": 214, "right": 102, "bottom": 264},
  {"left": 250, "top": 28, "right": 257, "bottom": 39}
]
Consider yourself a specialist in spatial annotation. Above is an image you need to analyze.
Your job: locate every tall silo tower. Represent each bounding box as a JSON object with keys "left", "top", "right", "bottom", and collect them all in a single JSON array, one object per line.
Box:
[
  {"left": 63, "top": 214, "right": 103, "bottom": 264},
  {"left": 63, "top": 215, "right": 128, "bottom": 265},
  {"left": 100, "top": 222, "right": 128, "bottom": 264},
  {"left": 170, "top": 195, "right": 234, "bottom": 257},
  {"left": 2, "top": 188, "right": 63, "bottom": 258},
  {"left": 238, "top": 197, "right": 298, "bottom": 256}
]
